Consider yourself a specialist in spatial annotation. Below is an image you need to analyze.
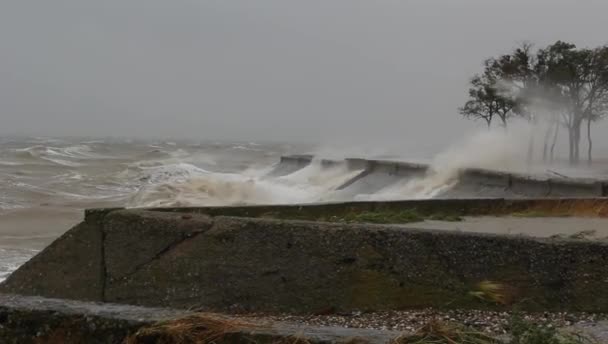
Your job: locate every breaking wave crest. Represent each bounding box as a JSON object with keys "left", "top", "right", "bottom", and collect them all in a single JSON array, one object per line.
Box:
[
  {"left": 127, "top": 161, "right": 364, "bottom": 207},
  {"left": 0, "top": 124, "right": 575, "bottom": 212},
  {"left": 9, "top": 144, "right": 108, "bottom": 167}
]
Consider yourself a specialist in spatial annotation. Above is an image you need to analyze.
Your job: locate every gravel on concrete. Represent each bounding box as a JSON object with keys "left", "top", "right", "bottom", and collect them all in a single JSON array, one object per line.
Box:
[{"left": 232, "top": 309, "right": 606, "bottom": 336}]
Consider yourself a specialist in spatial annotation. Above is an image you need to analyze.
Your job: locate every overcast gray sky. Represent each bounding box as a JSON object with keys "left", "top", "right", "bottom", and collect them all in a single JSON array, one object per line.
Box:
[{"left": 1, "top": 0, "right": 607, "bottom": 150}]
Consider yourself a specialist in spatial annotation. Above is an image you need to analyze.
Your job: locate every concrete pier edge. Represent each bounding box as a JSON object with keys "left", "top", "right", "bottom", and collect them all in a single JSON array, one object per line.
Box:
[
  {"left": 4, "top": 198, "right": 608, "bottom": 314},
  {"left": 0, "top": 293, "right": 400, "bottom": 344},
  {"left": 277, "top": 155, "right": 608, "bottom": 197}
]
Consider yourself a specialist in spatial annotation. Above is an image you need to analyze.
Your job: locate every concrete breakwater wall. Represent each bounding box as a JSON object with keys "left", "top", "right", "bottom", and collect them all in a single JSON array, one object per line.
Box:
[
  {"left": 275, "top": 155, "right": 608, "bottom": 197},
  {"left": 4, "top": 199, "right": 608, "bottom": 313},
  {"left": 266, "top": 155, "right": 315, "bottom": 177},
  {"left": 0, "top": 293, "right": 189, "bottom": 344},
  {"left": 0, "top": 293, "right": 399, "bottom": 344}
]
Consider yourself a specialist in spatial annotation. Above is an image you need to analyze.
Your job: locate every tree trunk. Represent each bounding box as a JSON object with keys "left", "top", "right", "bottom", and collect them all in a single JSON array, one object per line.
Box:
[
  {"left": 569, "top": 118, "right": 583, "bottom": 165},
  {"left": 568, "top": 127, "right": 574, "bottom": 165},
  {"left": 587, "top": 118, "right": 593, "bottom": 165},
  {"left": 574, "top": 124, "right": 581, "bottom": 165},
  {"left": 542, "top": 125, "right": 552, "bottom": 163},
  {"left": 550, "top": 121, "right": 559, "bottom": 164},
  {"left": 527, "top": 130, "right": 535, "bottom": 167}
]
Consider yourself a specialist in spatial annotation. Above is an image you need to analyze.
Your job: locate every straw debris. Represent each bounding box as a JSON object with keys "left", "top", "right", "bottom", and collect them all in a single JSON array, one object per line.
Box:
[{"left": 124, "top": 313, "right": 255, "bottom": 344}]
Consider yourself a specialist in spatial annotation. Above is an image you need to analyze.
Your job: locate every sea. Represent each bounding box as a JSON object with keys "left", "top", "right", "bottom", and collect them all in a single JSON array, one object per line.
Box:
[
  {"left": 2, "top": 134, "right": 608, "bottom": 282},
  {"left": 0, "top": 137, "right": 321, "bottom": 281}
]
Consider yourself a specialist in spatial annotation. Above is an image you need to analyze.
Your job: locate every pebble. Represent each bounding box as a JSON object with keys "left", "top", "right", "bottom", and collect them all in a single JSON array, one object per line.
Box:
[{"left": 231, "top": 309, "right": 605, "bottom": 335}]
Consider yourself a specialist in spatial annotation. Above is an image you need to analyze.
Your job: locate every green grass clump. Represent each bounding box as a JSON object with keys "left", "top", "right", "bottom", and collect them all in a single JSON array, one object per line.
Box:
[
  {"left": 428, "top": 213, "right": 464, "bottom": 222},
  {"left": 509, "top": 316, "right": 597, "bottom": 344},
  {"left": 341, "top": 210, "right": 425, "bottom": 224},
  {"left": 338, "top": 209, "right": 463, "bottom": 224},
  {"left": 511, "top": 211, "right": 571, "bottom": 218},
  {"left": 391, "top": 320, "right": 499, "bottom": 344},
  {"left": 261, "top": 208, "right": 465, "bottom": 224},
  {"left": 392, "top": 317, "right": 598, "bottom": 344}
]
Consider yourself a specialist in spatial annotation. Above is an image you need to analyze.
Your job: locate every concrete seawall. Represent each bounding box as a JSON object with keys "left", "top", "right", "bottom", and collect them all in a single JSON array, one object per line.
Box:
[
  {"left": 266, "top": 155, "right": 314, "bottom": 177},
  {"left": 271, "top": 155, "right": 608, "bottom": 198},
  {"left": 4, "top": 199, "right": 608, "bottom": 313},
  {"left": 0, "top": 293, "right": 399, "bottom": 344}
]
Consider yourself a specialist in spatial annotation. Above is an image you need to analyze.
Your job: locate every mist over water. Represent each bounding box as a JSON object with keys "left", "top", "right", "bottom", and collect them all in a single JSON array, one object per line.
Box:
[
  {"left": 0, "top": 137, "right": 300, "bottom": 212},
  {"left": 2, "top": 125, "right": 608, "bottom": 212},
  {"left": 2, "top": 124, "right": 608, "bottom": 280},
  {"left": 1, "top": 122, "right": 605, "bottom": 216}
]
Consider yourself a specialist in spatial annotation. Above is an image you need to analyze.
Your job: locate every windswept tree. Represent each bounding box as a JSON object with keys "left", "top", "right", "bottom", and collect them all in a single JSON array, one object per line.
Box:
[
  {"left": 459, "top": 62, "right": 516, "bottom": 128},
  {"left": 582, "top": 46, "right": 608, "bottom": 164},
  {"left": 461, "top": 41, "right": 608, "bottom": 165},
  {"left": 541, "top": 42, "right": 608, "bottom": 164},
  {"left": 484, "top": 43, "right": 543, "bottom": 163}
]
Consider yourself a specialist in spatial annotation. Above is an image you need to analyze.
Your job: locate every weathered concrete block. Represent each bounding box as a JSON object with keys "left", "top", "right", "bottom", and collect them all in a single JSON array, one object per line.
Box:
[
  {"left": 104, "top": 213, "right": 608, "bottom": 313},
  {"left": 548, "top": 179, "right": 603, "bottom": 197},
  {"left": 0, "top": 220, "right": 104, "bottom": 302},
  {"left": 0, "top": 293, "right": 190, "bottom": 344},
  {"left": 368, "top": 160, "right": 399, "bottom": 175},
  {"left": 393, "top": 162, "right": 428, "bottom": 177},
  {"left": 0, "top": 293, "right": 400, "bottom": 344},
  {"left": 7, "top": 200, "right": 608, "bottom": 315},
  {"left": 320, "top": 159, "right": 341, "bottom": 168},
  {"left": 266, "top": 155, "right": 313, "bottom": 177},
  {"left": 336, "top": 169, "right": 372, "bottom": 190},
  {"left": 460, "top": 168, "right": 511, "bottom": 189},
  {"left": 345, "top": 158, "right": 369, "bottom": 171},
  {"left": 104, "top": 210, "right": 214, "bottom": 283},
  {"left": 440, "top": 169, "right": 512, "bottom": 198},
  {"left": 270, "top": 156, "right": 608, "bottom": 198},
  {"left": 510, "top": 174, "right": 551, "bottom": 197}
]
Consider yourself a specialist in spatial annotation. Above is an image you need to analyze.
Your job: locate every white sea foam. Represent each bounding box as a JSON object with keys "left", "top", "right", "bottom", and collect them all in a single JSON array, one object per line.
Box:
[
  {"left": 0, "top": 247, "right": 38, "bottom": 282},
  {"left": 127, "top": 161, "right": 364, "bottom": 207}
]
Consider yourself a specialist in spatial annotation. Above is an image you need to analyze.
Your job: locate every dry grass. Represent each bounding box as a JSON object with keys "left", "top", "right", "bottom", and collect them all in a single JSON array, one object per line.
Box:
[
  {"left": 269, "top": 331, "right": 370, "bottom": 344},
  {"left": 124, "top": 313, "right": 256, "bottom": 344},
  {"left": 272, "top": 333, "right": 313, "bottom": 344},
  {"left": 469, "top": 281, "right": 517, "bottom": 306},
  {"left": 391, "top": 319, "right": 499, "bottom": 344}
]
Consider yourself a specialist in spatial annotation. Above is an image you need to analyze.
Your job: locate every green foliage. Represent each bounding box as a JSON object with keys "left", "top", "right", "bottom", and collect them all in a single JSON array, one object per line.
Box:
[
  {"left": 342, "top": 209, "right": 425, "bottom": 224},
  {"left": 393, "top": 317, "right": 598, "bottom": 344},
  {"left": 459, "top": 69, "right": 516, "bottom": 128},
  {"left": 461, "top": 40, "right": 608, "bottom": 164},
  {"left": 509, "top": 315, "right": 597, "bottom": 344},
  {"left": 338, "top": 209, "right": 463, "bottom": 224},
  {"left": 511, "top": 210, "right": 571, "bottom": 218},
  {"left": 392, "top": 320, "right": 499, "bottom": 344},
  {"left": 428, "top": 213, "right": 463, "bottom": 222}
]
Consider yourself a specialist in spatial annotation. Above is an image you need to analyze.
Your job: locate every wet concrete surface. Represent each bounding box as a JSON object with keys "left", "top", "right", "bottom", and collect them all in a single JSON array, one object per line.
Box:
[{"left": 409, "top": 216, "right": 608, "bottom": 239}]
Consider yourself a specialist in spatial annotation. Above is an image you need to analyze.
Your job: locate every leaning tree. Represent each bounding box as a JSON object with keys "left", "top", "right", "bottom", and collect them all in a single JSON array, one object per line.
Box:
[
  {"left": 459, "top": 60, "right": 516, "bottom": 128},
  {"left": 541, "top": 42, "right": 608, "bottom": 164},
  {"left": 461, "top": 41, "right": 608, "bottom": 165}
]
